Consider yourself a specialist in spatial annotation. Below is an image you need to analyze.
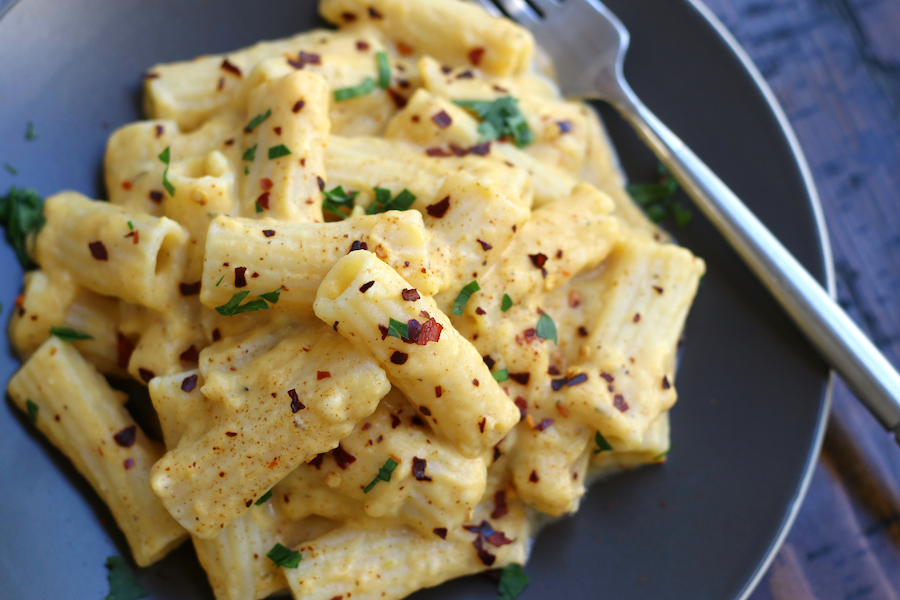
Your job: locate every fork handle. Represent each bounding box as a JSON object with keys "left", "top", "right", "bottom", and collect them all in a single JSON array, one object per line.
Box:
[{"left": 611, "top": 88, "right": 900, "bottom": 444}]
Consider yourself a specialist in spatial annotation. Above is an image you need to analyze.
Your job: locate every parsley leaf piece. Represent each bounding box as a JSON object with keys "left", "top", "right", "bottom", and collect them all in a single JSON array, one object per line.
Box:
[
  {"left": 242, "top": 144, "right": 257, "bottom": 162},
  {"left": 626, "top": 178, "right": 678, "bottom": 205},
  {"left": 232, "top": 299, "right": 270, "bottom": 315},
  {"left": 158, "top": 146, "right": 171, "bottom": 165},
  {"left": 653, "top": 445, "right": 673, "bottom": 461},
  {"left": 268, "top": 144, "right": 292, "bottom": 159},
  {"left": 498, "top": 563, "right": 529, "bottom": 600},
  {"left": 453, "top": 96, "right": 534, "bottom": 148},
  {"left": 501, "top": 293, "right": 513, "bottom": 312},
  {"left": 451, "top": 281, "right": 480, "bottom": 316},
  {"left": 266, "top": 543, "right": 302, "bottom": 568},
  {"left": 627, "top": 164, "right": 691, "bottom": 227},
  {"left": 363, "top": 458, "right": 398, "bottom": 493},
  {"left": 255, "top": 201, "right": 263, "bottom": 213},
  {"left": 127, "top": 221, "right": 133, "bottom": 231},
  {"left": 367, "top": 187, "right": 417, "bottom": 214},
  {"left": 388, "top": 188, "right": 416, "bottom": 211},
  {"left": 387, "top": 318, "right": 409, "bottom": 340},
  {"left": 645, "top": 204, "right": 667, "bottom": 223},
  {"left": 322, "top": 186, "right": 358, "bottom": 219},
  {"left": 0, "top": 186, "right": 45, "bottom": 269},
  {"left": 4, "top": 163, "right": 17, "bottom": 175},
  {"left": 254, "top": 489, "right": 273, "bottom": 505},
  {"left": 158, "top": 146, "right": 175, "bottom": 196},
  {"left": 244, "top": 165, "right": 250, "bottom": 175},
  {"left": 492, "top": 369, "right": 509, "bottom": 383},
  {"left": 333, "top": 77, "right": 377, "bottom": 102},
  {"left": 25, "top": 399, "right": 38, "bottom": 424},
  {"left": 670, "top": 201, "right": 692, "bottom": 227},
  {"left": 259, "top": 289, "right": 281, "bottom": 304},
  {"left": 593, "top": 431, "right": 613, "bottom": 454},
  {"left": 536, "top": 313, "right": 557, "bottom": 345},
  {"left": 25, "top": 121, "right": 37, "bottom": 141},
  {"left": 215, "top": 275, "right": 225, "bottom": 287},
  {"left": 104, "top": 556, "right": 148, "bottom": 600},
  {"left": 215, "top": 291, "right": 270, "bottom": 316},
  {"left": 245, "top": 109, "right": 271, "bottom": 133},
  {"left": 50, "top": 326, "right": 94, "bottom": 342},
  {"left": 376, "top": 51, "right": 391, "bottom": 89}
]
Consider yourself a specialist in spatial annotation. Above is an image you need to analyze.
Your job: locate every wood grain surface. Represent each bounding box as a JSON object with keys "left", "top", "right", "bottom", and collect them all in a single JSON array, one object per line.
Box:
[{"left": 701, "top": 0, "right": 900, "bottom": 598}]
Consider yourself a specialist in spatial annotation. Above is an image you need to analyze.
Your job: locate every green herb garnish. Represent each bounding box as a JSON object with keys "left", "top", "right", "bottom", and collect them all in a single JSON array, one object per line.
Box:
[
  {"left": 255, "top": 489, "right": 273, "bottom": 506},
  {"left": 593, "top": 431, "right": 613, "bottom": 455},
  {"left": 268, "top": 144, "right": 292, "bottom": 159},
  {"left": 536, "top": 313, "right": 557, "bottom": 345},
  {"left": 215, "top": 275, "right": 225, "bottom": 287},
  {"left": 258, "top": 289, "right": 281, "bottom": 304},
  {"left": 453, "top": 96, "right": 534, "bottom": 148},
  {"left": 492, "top": 369, "right": 509, "bottom": 383},
  {"left": 25, "top": 121, "right": 37, "bottom": 141},
  {"left": 363, "top": 458, "right": 398, "bottom": 493},
  {"left": 25, "top": 399, "right": 39, "bottom": 424},
  {"left": 653, "top": 446, "right": 673, "bottom": 461},
  {"left": 0, "top": 186, "right": 44, "bottom": 269},
  {"left": 322, "top": 186, "right": 358, "bottom": 219},
  {"left": 498, "top": 563, "right": 529, "bottom": 600},
  {"left": 386, "top": 318, "right": 408, "bottom": 340},
  {"left": 50, "top": 326, "right": 94, "bottom": 342},
  {"left": 266, "top": 543, "right": 302, "bottom": 568},
  {"left": 158, "top": 146, "right": 175, "bottom": 196},
  {"left": 333, "top": 77, "right": 377, "bottom": 102},
  {"left": 242, "top": 144, "right": 257, "bottom": 162},
  {"left": 127, "top": 221, "right": 134, "bottom": 231},
  {"left": 245, "top": 109, "right": 271, "bottom": 133},
  {"left": 104, "top": 556, "right": 148, "bottom": 600},
  {"left": 501, "top": 293, "right": 513, "bottom": 312},
  {"left": 366, "top": 187, "right": 416, "bottom": 214},
  {"left": 627, "top": 164, "right": 690, "bottom": 227},
  {"left": 255, "top": 201, "right": 263, "bottom": 213},
  {"left": 451, "top": 281, "right": 480, "bottom": 316},
  {"left": 244, "top": 165, "right": 250, "bottom": 175},
  {"left": 215, "top": 291, "right": 269, "bottom": 317},
  {"left": 376, "top": 52, "right": 391, "bottom": 89}
]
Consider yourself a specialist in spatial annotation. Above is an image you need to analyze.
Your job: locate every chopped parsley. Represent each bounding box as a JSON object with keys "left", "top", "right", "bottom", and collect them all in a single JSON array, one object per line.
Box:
[
  {"left": 242, "top": 144, "right": 257, "bottom": 161},
  {"left": 535, "top": 313, "right": 557, "bottom": 345},
  {"left": 4, "top": 163, "right": 17, "bottom": 175},
  {"left": 127, "top": 221, "right": 134, "bottom": 231},
  {"left": 593, "top": 431, "right": 613, "bottom": 454},
  {"left": 322, "top": 186, "right": 358, "bottom": 219},
  {"left": 268, "top": 144, "right": 292, "bottom": 159},
  {"left": 501, "top": 293, "right": 513, "bottom": 312},
  {"left": 0, "top": 186, "right": 44, "bottom": 269},
  {"left": 258, "top": 289, "right": 281, "bottom": 304},
  {"left": 498, "top": 563, "right": 529, "bottom": 600},
  {"left": 50, "top": 326, "right": 94, "bottom": 342},
  {"left": 158, "top": 146, "right": 175, "bottom": 196},
  {"left": 25, "top": 399, "right": 39, "bottom": 424},
  {"left": 653, "top": 446, "right": 673, "bottom": 461},
  {"left": 25, "top": 121, "right": 37, "bottom": 141},
  {"left": 363, "top": 458, "right": 398, "bottom": 493},
  {"left": 367, "top": 187, "right": 416, "bottom": 214},
  {"left": 451, "top": 281, "right": 480, "bottom": 316},
  {"left": 376, "top": 52, "right": 391, "bottom": 89},
  {"left": 627, "top": 164, "right": 690, "bottom": 227},
  {"left": 453, "top": 96, "right": 534, "bottom": 148},
  {"left": 104, "top": 556, "right": 148, "bottom": 600},
  {"left": 244, "top": 165, "right": 249, "bottom": 175},
  {"left": 255, "top": 201, "right": 263, "bottom": 213},
  {"left": 492, "top": 369, "right": 509, "bottom": 383},
  {"left": 245, "top": 109, "right": 271, "bottom": 133},
  {"left": 215, "top": 274, "right": 225, "bottom": 287},
  {"left": 333, "top": 77, "right": 377, "bottom": 102},
  {"left": 266, "top": 543, "right": 302, "bottom": 568},
  {"left": 386, "top": 318, "right": 409, "bottom": 340},
  {"left": 254, "top": 489, "right": 273, "bottom": 505},
  {"left": 215, "top": 291, "right": 270, "bottom": 316}
]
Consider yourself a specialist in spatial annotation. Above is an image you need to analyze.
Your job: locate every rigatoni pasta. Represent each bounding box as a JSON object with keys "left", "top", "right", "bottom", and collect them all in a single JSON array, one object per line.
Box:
[{"left": 5, "top": 0, "right": 705, "bottom": 597}]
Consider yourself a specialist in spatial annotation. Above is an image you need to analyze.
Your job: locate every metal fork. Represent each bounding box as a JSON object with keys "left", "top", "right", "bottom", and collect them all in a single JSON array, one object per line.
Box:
[{"left": 478, "top": 0, "right": 900, "bottom": 444}]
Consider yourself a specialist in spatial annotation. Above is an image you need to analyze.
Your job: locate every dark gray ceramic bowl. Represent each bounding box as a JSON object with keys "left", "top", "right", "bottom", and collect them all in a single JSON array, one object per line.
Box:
[{"left": 0, "top": 0, "right": 831, "bottom": 598}]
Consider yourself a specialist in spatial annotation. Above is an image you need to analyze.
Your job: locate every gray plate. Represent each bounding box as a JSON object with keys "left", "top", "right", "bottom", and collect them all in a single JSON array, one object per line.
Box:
[{"left": 0, "top": 0, "right": 831, "bottom": 598}]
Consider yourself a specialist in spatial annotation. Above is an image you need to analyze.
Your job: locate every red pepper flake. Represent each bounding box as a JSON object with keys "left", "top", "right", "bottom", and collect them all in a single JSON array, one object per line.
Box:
[
  {"left": 475, "top": 307, "right": 486, "bottom": 316},
  {"left": 234, "top": 267, "right": 248, "bottom": 288},
  {"left": 411, "top": 415, "right": 425, "bottom": 427},
  {"left": 121, "top": 181, "right": 132, "bottom": 191},
  {"left": 288, "top": 389, "right": 305, "bottom": 412},
  {"left": 456, "top": 70, "right": 474, "bottom": 79},
  {"left": 144, "top": 72, "right": 159, "bottom": 80},
  {"left": 548, "top": 365, "right": 560, "bottom": 376},
  {"left": 217, "top": 76, "right": 225, "bottom": 91},
  {"left": 113, "top": 425, "right": 137, "bottom": 448},
  {"left": 487, "top": 530, "right": 513, "bottom": 546},
  {"left": 491, "top": 490, "right": 509, "bottom": 520},
  {"left": 472, "top": 378, "right": 480, "bottom": 387},
  {"left": 551, "top": 378, "right": 566, "bottom": 391},
  {"left": 431, "top": 110, "right": 452, "bottom": 128},
  {"left": 378, "top": 324, "right": 389, "bottom": 340},
  {"left": 260, "top": 178, "right": 274, "bottom": 191},
  {"left": 257, "top": 192, "right": 270, "bottom": 210},
  {"left": 478, "top": 417, "right": 486, "bottom": 433},
  {"left": 220, "top": 58, "right": 242, "bottom": 77},
  {"left": 317, "top": 371, "right": 331, "bottom": 380},
  {"left": 529, "top": 253, "right": 548, "bottom": 269},
  {"left": 349, "top": 240, "right": 369, "bottom": 252},
  {"left": 291, "top": 99, "right": 306, "bottom": 114},
  {"left": 405, "top": 318, "right": 422, "bottom": 343},
  {"left": 613, "top": 394, "right": 630, "bottom": 412},
  {"left": 123, "top": 458, "right": 135, "bottom": 470},
  {"left": 390, "top": 414, "right": 401, "bottom": 429},
  {"left": 425, "top": 147, "right": 452, "bottom": 157},
  {"left": 662, "top": 375, "right": 671, "bottom": 390},
  {"left": 273, "top": 126, "right": 282, "bottom": 136},
  {"left": 155, "top": 124, "right": 164, "bottom": 138},
  {"left": 331, "top": 443, "right": 357, "bottom": 469},
  {"left": 180, "top": 281, "right": 201, "bottom": 296},
  {"left": 224, "top": 138, "right": 235, "bottom": 146},
  {"left": 476, "top": 239, "right": 493, "bottom": 251},
  {"left": 117, "top": 333, "right": 134, "bottom": 369},
  {"left": 435, "top": 386, "right": 442, "bottom": 398},
  {"left": 433, "top": 527, "right": 448, "bottom": 539},
  {"left": 522, "top": 328, "right": 537, "bottom": 343},
  {"left": 509, "top": 372, "right": 530, "bottom": 385},
  {"left": 88, "top": 241, "right": 108, "bottom": 261},
  {"left": 245, "top": 499, "right": 252, "bottom": 507},
  {"left": 368, "top": 6, "right": 383, "bottom": 18},
  {"left": 342, "top": 11, "right": 357, "bottom": 21},
  {"left": 529, "top": 470, "right": 540, "bottom": 483},
  {"left": 483, "top": 355, "right": 496, "bottom": 370},
  {"left": 309, "top": 453, "right": 325, "bottom": 468},
  {"left": 566, "top": 373, "right": 588, "bottom": 387},
  {"left": 412, "top": 457, "right": 432, "bottom": 481},
  {"left": 633, "top": 313, "right": 641, "bottom": 323},
  {"left": 568, "top": 290, "right": 582, "bottom": 308},
  {"left": 473, "top": 536, "right": 496, "bottom": 566},
  {"left": 356, "top": 40, "right": 370, "bottom": 51},
  {"left": 387, "top": 88, "right": 408, "bottom": 109},
  {"left": 124, "top": 230, "right": 140, "bottom": 244},
  {"left": 181, "top": 374, "right": 198, "bottom": 392},
  {"left": 397, "top": 42, "right": 414, "bottom": 56},
  {"left": 397, "top": 79, "right": 411, "bottom": 89},
  {"left": 225, "top": 431, "right": 237, "bottom": 437},
  {"left": 534, "top": 418, "right": 554, "bottom": 431},
  {"left": 179, "top": 344, "right": 199, "bottom": 363},
  {"left": 577, "top": 326, "right": 589, "bottom": 337},
  {"left": 401, "top": 288, "right": 420, "bottom": 301},
  {"left": 420, "top": 406, "right": 432, "bottom": 416},
  {"left": 418, "top": 318, "right": 443, "bottom": 344},
  {"left": 149, "top": 190, "right": 164, "bottom": 203},
  {"left": 391, "top": 351, "right": 409, "bottom": 365},
  {"left": 556, "top": 403, "right": 570, "bottom": 417},
  {"left": 212, "top": 328, "right": 221, "bottom": 342},
  {"left": 469, "top": 142, "right": 491, "bottom": 156},
  {"left": 360, "top": 281, "right": 375, "bottom": 293},
  {"left": 426, "top": 196, "right": 450, "bottom": 218},
  {"left": 557, "top": 120, "right": 573, "bottom": 134},
  {"left": 317, "top": 176, "right": 326, "bottom": 191},
  {"left": 493, "top": 446, "right": 502, "bottom": 461},
  {"left": 600, "top": 372, "right": 615, "bottom": 383},
  {"left": 653, "top": 286, "right": 665, "bottom": 294},
  {"left": 514, "top": 397, "right": 527, "bottom": 419},
  {"left": 138, "top": 368, "right": 155, "bottom": 383},
  {"left": 468, "top": 47, "right": 485, "bottom": 66}
]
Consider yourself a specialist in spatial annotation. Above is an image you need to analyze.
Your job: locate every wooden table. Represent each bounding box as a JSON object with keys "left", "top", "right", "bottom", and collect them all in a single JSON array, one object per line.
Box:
[{"left": 701, "top": 0, "right": 900, "bottom": 598}]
